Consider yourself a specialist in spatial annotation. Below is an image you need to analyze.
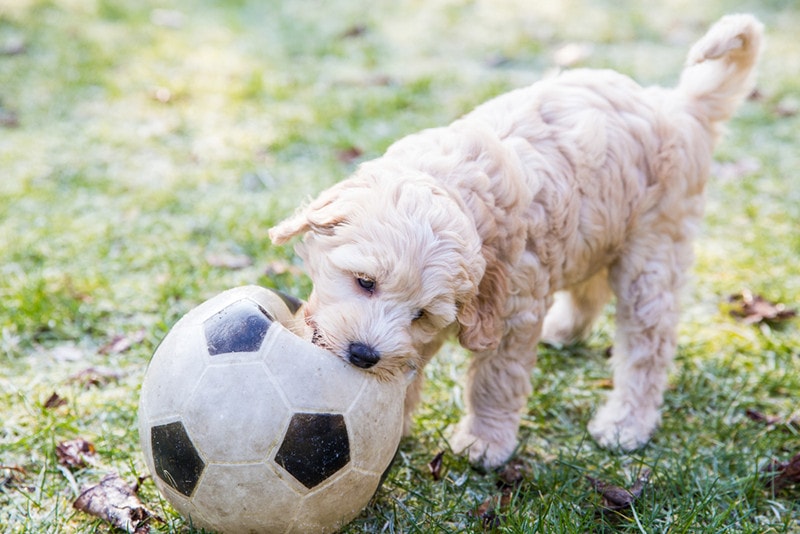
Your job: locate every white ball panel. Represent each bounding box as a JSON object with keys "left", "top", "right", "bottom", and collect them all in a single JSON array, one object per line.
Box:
[
  {"left": 183, "top": 362, "right": 290, "bottom": 463},
  {"left": 139, "top": 323, "right": 208, "bottom": 421},
  {"left": 347, "top": 374, "right": 407, "bottom": 473},
  {"left": 263, "top": 326, "right": 365, "bottom": 413},
  {"left": 292, "top": 468, "right": 382, "bottom": 534},
  {"left": 190, "top": 463, "right": 301, "bottom": 533}
]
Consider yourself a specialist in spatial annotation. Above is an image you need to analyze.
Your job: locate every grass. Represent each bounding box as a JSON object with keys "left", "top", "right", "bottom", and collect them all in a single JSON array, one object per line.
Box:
[{"left": 1, "top": 0, "right": 799, "bottom": 532}]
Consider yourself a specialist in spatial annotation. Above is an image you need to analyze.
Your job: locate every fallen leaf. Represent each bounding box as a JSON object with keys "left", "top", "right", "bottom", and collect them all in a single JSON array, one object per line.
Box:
[
  {"left": 1, "top": 465, "right": 27, "bottom": 491},
  {"left": 0, "top": 108, "right": 19, "bottom": 128},
  {"left": 73, "top": 472, "right": 158, "bottom": 534},
  {"left": 264, "top": 259, "right": 303, "bottom": 277},
  {"left": 99, "top": 329, "right": 146, "bottom": 355},
  {"left": 748, "top": 88, "right": 764, "bottom": 101},
  {"left": 56, "top": 438, "right": 97, "bottom": 469},
  {"left": 774, "top": 96, "right": 799, "bottom": 118},
  {"left": 341, "top": 24, "right": 368, "bottom": 38},
  {"left": 474, "top": 494, "right": 501, "bottom": 530},
  {"left": 44, "top": 392, "right": 67, "bottom": 409},
  {"left": 336, "top": 146, "right": 364, "bottom": 164},
  {"left": 428, "top": 451, "right": 444, "bottom": 481},
  {"left": 763, "top": 452, "right": 800, "bottom": 491},
  {"left": 68, "top": 367, "right": 123, "bottom": 388},
  {"left": 472, "top": 463, "right": 527, "bottom": 530},
  {"left": 485, "top": 53, "right": 512, "bottom": 68},
  {"left": 728, "top": 290, "right": 797, "bottom": 326},
  {"left": 206, "top": 252, "right": 253, "bottom": 270},
  {"left": 0, "top": 465, "right": 27, "bottom": 475},
  {"left": 1, "top": 464, "right": 28, "bottom": 484},
  {"left": 745, "top": 408, "right": 782, "bottom": 425},
  {"left": 744, "top": 408, "right": 799, "bottom": 429},
  {"left": 496, "top": 458, "right": 528, "bottom": 488},
  {"left": 586, "top": 469, "right": 651, "bottom": 512}
]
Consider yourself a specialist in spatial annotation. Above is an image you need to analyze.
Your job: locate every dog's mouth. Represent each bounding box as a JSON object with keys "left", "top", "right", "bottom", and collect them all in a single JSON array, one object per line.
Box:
[
  {"left": 310, "top": 327, "right": 328, "bottom": 349},
  {"left": 303, "top": 314, "right": 411, "bottom": 381},
  {"left": 306, "top": 317, "right": 337, "bottom": 354}
]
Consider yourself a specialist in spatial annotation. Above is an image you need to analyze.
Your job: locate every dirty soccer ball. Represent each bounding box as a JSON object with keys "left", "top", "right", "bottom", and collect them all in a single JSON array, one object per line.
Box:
[{"left": 138, "top": 286, "right": 407, "bottom": 533}]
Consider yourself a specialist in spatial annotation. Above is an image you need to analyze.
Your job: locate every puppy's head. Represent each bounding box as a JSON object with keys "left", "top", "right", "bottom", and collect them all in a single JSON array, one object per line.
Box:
[{"left": 269, "top": 164, "right": 485, "bottom": 379}]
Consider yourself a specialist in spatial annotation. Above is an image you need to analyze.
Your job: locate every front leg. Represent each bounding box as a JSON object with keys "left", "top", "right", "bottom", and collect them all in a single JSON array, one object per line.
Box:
[
  {"left": 450, "top": 306, "right": 543, "bottom": 468},
  {"left": 403, "top": 332, "right": 450, "bottom": 436}
]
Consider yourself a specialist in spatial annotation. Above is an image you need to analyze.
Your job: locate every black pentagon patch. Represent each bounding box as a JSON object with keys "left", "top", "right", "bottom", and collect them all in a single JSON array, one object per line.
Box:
[
  {"left": 204, "top": 299, "right": 273, "bottom": 356},
  {"left": 150, "top": 421, "right": 205, "bottom": 497},
  {"left": 272, "top": 289, "right": 303, "bottom": 315},
  {"left": 275, "top": 413, "right": 350, "bottom": 489}
]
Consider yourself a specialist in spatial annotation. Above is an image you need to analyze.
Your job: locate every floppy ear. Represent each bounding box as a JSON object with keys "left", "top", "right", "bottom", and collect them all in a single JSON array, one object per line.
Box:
[
  {"left": 269, "top": 180, "right": 360, "bottom": 245},
  {"left": 456, "top": 245, "right": 507, "bottom": 353}
]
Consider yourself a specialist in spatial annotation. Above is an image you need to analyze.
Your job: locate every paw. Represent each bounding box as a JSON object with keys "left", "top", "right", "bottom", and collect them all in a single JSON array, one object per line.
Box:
[
  {"left": 541, "top": 300, "right": 588, "bottom": 346},
  {"left": 541, "top": 306, "right": 575, "bottom": 346},
  {"left": 450, "top": 418, "right": 516, "bottom": 469},
  {"left": 588, "top": 398, "right": 661, "bottom": 451}
]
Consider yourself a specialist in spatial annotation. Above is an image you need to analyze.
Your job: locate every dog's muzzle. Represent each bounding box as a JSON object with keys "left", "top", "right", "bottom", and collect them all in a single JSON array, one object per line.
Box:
[{"left": 347, "top": 342, "right": 381, "bottom": 369}]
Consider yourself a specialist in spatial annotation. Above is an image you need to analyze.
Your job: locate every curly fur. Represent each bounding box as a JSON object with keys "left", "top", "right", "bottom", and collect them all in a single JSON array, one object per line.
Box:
[{"left": 270, "top": 14, "right": 763, "bottom": 467}]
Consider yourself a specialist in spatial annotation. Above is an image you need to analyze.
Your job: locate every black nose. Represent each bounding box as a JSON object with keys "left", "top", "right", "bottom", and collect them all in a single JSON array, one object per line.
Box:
[{"left": 347, "top": 342, "right": 381, "bottom": 369}]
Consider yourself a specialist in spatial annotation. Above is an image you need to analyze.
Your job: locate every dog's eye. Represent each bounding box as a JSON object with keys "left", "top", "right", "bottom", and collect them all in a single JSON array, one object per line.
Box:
[
  {"left": 356, "top": 276, "right": 375, "bottom": 293},
  {"left": 412, "top": 309, "right": 426, "bottom": 322}
]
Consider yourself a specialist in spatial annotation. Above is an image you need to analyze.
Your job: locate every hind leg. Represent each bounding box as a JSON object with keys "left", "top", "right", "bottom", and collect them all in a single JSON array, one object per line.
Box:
[
  {"left": 542, "top": 269, "right": 611, "bottom": 346},
  {"left": 588, "top": 237, "right": 690, "bottom": 450}
]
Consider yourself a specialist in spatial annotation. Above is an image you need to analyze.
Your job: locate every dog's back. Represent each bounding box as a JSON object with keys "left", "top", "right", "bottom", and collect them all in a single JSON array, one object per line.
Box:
[{"left": 385, "top": 14, "right": 763, "bottom": 291}]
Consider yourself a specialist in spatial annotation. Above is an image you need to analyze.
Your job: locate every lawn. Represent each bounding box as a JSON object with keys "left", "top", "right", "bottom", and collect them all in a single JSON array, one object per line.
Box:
[{"left": 1, "top": 0, "right": 798, "bottom": 532}]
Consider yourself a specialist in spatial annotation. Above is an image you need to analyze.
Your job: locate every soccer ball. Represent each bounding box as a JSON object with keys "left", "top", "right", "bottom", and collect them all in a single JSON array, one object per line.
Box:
[{"left": 138, "top": 286, "right": 408, "bottom": 533}]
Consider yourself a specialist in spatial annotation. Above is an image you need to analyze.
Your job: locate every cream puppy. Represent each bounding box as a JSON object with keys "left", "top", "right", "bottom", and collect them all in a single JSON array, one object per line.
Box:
[{"left": 270, "top": 15, "right": 763, "bottom": 468}]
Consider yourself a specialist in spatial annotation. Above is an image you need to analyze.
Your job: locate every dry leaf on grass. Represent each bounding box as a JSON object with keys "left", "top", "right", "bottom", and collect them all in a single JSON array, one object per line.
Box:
[
  {"left": 68, "top": 366, "right": 123, "bottom": 388},
  {"left": 474, "top": 486, "right": 516, "bottom": 530},
  {"left": 496, "top": 458, "right": 529, "bottom": 489},
  {"left": 336, "top": 146, "right": 364, "bottom": 164},
  {"left": 44, "top": 392, "right": 67, "bottom": 409},
  {"left": 341, "top": 24, "right": 368, "bottom": 39},
  {"left": 586, "top": 469, "right": 651, "bottom": 512},
  {"left": 774, "top": 96, "right": 799, "bottom": 118},
  {"left": 473, "top": 458, "right": 528, "bottom": 530},
  {"left": 428, "top": 451, "right": 445, "bottom": 481},
  {"left": 728, "top": 290, "right": 797, "bottom": 326},
  {"left": 1, "top": 465, "right": 28, "bottom": 488},
  {"left": 73, "top": 473, "right": 158, "bottom": 534},
  {"left": 264, "top": 259, "right": 304, "bottom": 277},
  {"left": 745, "top": 408, "right": 799, "bottom": 429},
  {"left": 56, "top": 438, "right": 97, "bottom": 469},
  {"left": 205, "top": 252, "right": 253, "bottom": 270},
  {"left": 762, "top": 453, "right": 800, "bottom": 491},
  {"left": 99, "top": 329, "right": 146, "bottom": 355},
  {"left": 0, "top": 108, "right": 19, "bottom": 128}
]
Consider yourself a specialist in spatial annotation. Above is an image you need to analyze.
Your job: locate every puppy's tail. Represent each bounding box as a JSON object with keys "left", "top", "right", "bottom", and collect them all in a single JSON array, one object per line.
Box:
[{"left": 678, "top": 14, "right": 763, "bottom": 123}]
